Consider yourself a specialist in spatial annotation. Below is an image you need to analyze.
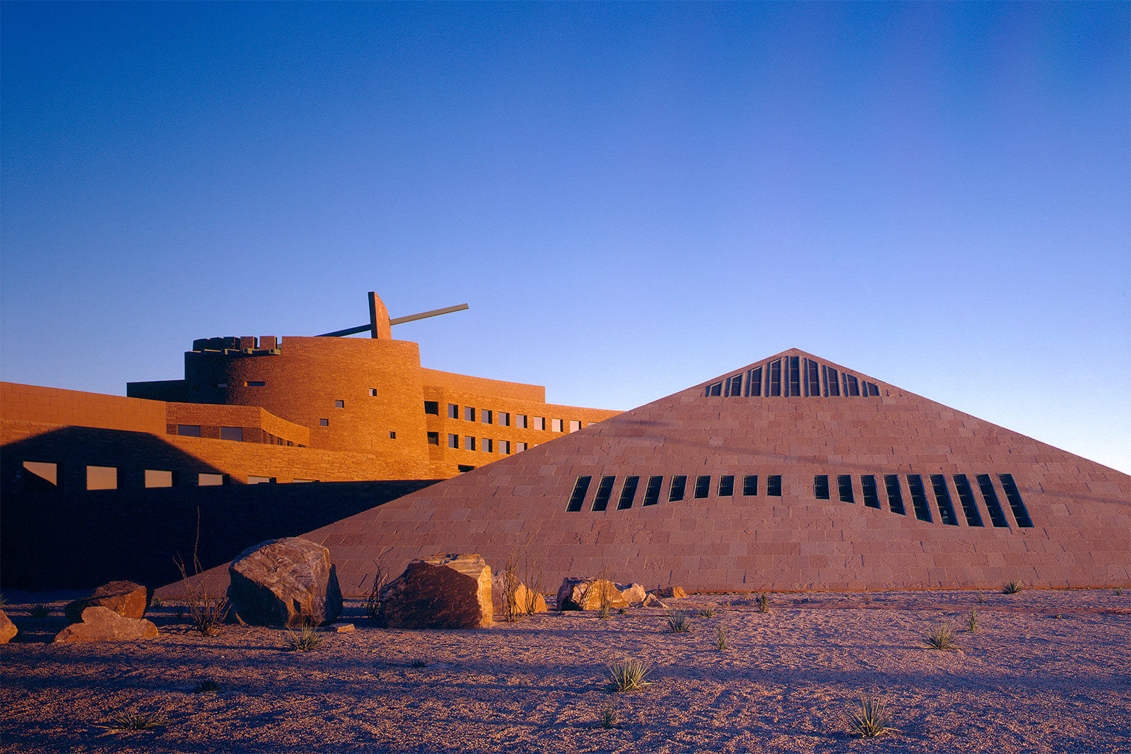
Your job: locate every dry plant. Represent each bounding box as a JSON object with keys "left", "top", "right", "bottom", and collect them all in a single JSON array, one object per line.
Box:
[
  {"left": 714, "top": 623, "right": 728, "bottom": 651},
  {"left": 975, "top": 592, "right": 986, "bottom": 604},
  {"left": 599, "top": 702, "right": 618, "bottom": 728},
  {"left": 521, "top": 551, "right": 544, "bottom": 614},
  {"left": 849, "top": 694, "right": 897, "bottom": 739},
  {"left": 607, "top": 657, "right": 651, "bottom": 692},
  {"left": 1115, "top": 588, "right": 1124, "bottom": 596},
  {"left": 150, "top": 595, "right": 164, "bottom": 608},
  {"left": 698, "top": 604, "right": 716, "bottom": 618},
  {"left": 1002, "top": 580, "right": 1022, "bottom": 595},
  {"left": 173, "top": 508, "right": 229, "bottom": 637},
  {"left": 924, "top": 622, "right": 959, "bottom": 651},
  {"left": 500, "top": 554, "right": 523, "bottom": 623},
  {"left": 365, "top": 562, "right": 388, "bottom": 623},
  {"left": 758, "top": 593, "right": 770, "bottom": 613},
  {"left": 29, "top": 603, "right": 50, "bottom": 619},
  {"left": 966, "top": 608, "right": 979, "bottom": 633},
  {"left": 665, "top": 610, "right": 692, "bottom": 634},
  {"left": 99, "top": 709, "right": 168, "bottom": 732},
  {"left": 285, "top": 623, "right": 324, "bottom": 652}
]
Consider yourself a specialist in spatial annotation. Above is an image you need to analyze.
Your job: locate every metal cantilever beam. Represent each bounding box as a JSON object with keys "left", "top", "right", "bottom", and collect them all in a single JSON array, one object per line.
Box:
[{"left": 317, "top": 302, "right": 468, "bottom": 337}]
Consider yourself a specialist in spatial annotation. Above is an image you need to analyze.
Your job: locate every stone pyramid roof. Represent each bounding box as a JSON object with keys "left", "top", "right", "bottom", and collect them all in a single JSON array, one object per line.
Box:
[{"left": 306, "top": 348, "right": 1130, "bottom": 592}]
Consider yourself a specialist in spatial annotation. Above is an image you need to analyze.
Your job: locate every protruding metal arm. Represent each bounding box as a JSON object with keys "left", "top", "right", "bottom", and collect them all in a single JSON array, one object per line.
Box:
[
  {"left": 317, "top": 324, "right": 372, "bottom": 337},
  {"left": 389, "top": 303, "right": 469, "bottom": 326}
]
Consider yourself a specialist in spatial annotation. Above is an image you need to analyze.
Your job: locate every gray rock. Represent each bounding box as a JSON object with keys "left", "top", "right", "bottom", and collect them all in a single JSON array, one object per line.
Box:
[{"left": 227, "top": 537, "right": 343, "bottom": 627}]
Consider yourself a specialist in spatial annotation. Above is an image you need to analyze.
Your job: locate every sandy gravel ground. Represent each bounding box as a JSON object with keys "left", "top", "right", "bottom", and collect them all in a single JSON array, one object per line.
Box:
[{"left": 1, "top": 589, "right": 1129, "bottom": 753}]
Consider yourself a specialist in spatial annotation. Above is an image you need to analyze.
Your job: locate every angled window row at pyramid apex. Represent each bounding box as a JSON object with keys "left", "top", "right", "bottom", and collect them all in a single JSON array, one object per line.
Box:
[
  {"left": 562, "top": 471, "right": 1034, "bottom": 529},
  {"left": 703, "top": 351, "right": 883, "bottom": 399}
]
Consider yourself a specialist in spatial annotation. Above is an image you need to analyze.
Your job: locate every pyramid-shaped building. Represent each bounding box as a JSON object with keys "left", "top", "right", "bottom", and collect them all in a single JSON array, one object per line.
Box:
[{"left": 308, "top": 349, "right": 1130, "bottom": 592}]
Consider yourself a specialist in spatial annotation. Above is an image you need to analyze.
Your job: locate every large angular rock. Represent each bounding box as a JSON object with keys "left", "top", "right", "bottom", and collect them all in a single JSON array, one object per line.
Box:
[
  {"left": 492, "top": 574, "right": 548, "bottom": 616},
  {"left": 65, "top": 580, "right": 149, "bottom": 624},
  {"left": 53, "top": 607, "right": 158, "bottom": 644},
  {"left": 0, "top": 610, "right": 17, "bottom": 644},
  {"left": 227, "top": 537, "right": 343, "bottom": 627},
  {"left": 617, "top": 583, "right": 647, "bottom": 605},
  {"left": 556, "top": 577, "right": 630, "bottom": 611},
  {"left": 653, "top": 585, "right": 688, "bottom": 599},
  {"left": 380, "top": 554, "right": 493, "bottom": 629}
]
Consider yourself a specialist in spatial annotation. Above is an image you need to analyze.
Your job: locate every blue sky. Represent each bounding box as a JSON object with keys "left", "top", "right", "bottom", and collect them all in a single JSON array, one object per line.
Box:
[{"left": 2, "top": 2, "right": 1128, "bottom": 473}]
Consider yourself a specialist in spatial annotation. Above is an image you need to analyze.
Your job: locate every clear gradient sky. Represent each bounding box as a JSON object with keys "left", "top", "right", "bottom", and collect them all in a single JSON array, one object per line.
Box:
[{"left": 2, "top": 2, "right": 1129, "bottom": 473}]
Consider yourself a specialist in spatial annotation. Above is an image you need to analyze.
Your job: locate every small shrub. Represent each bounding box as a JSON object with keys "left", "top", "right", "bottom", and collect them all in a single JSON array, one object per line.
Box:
[
  {"left": 0, "top": 593, "right": 7, "bottom": 607},
  {"left": 596, "top": 603, "right": 612, "bottom": 620},
  {"left": 101, "top": 709, "right": 168, "bottom": 732},
  {"left": 599, "top": 703, "right": 618, "bottom": 728},
  {"left": 607, "top": 657, "right": 651, "bottom": 693},
  {"left": 285, "top": 624, "right": 324, "bottom": 652},
  {"left": 617, "top": 607, "right": 628, "bottom": 615},
  {"left": 29, "top": 604, "right": 51, "bottom": 619},
  {"left": 1115, "top": 588, "right": 1123, "bottom": 596},
  {"left": 410, "top": 659, "right": 427, "bottom": 668},
  {"left": 757, "top": 593, "right": 770, "bottom": 613},
  {"left": 500, "top": 555, "right": 523, "bottom": 623},
  {"left": 150, "top": 595, "right": 164, "bottom": 608},
  {"left": 698, "top": 605, "right": 716, "bottom": 618},
  {"left": 975, "top": 592, "right": 985, "bottom": 604},
  {"left": 850, "top": 694, "right": 896, "bottom": 739},
  {"left": 966, "top": 608, "right": 978, "bottom": 633},
  {"left": 924, "top": 622, "right": 958, "bottom": 651},
  {"left": 365, "top": 562, "right": 388, "bottom": 623},
  {"left": 714, "top": 623, "right": 728, "bottom": 651},
  {"left": 665, "top": 611, "right": 692, "bottom": 634},
  {"left": 191, "top": 679, "right": 220, "bottom": 694},
  {"left": 1002, "top": 580, "right": 1022, "bottom": 595},
  {"left": 174, "top": 513, "right": 230, "bottom": 637}
]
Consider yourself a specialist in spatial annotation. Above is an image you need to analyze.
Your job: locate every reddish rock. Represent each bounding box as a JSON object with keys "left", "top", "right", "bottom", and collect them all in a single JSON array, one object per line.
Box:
[
  {"left": 492, "top": 574, "right": 549, "bottom": 616},
  {"left": 53, "top": 607, "right": 158, "bottom": 644},
  {"left": 227, "top": 537, "right": 343, "bottom": 627},
  {"left": 65, "top": 581, "right": 149, "bottom": 624},
  {"left": 556, "top": 578, "right": 629, "bottom": 611},
  {"left": 0, "top": 610, "right": 17, "bottom": 644},
  {"left": 653, "top": 586, "right": 688, "bottom": 599},
  {"left": 380, "top": 554, "right": 493, "bottom": 629}
]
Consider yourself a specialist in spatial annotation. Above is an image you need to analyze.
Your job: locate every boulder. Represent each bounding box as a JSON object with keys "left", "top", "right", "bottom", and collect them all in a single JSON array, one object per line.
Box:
[
  {"left": 0, "top": 610, "right": 16, "bottom": 644},
  {"left": 492, "top": 574, "right": 548, "bottom": 616},
  {"left": 556, "top": 577, "right": 630, "bottom": 611},
  {"left": 641, "top": 593, "right": 668, "bottom": 609},
  {"left": 653, "top": 586, "right": 688, "bottom": 599},
  {"left": 64, "top": 580, "right": 149, "bottom": 624},
  {"left": 617, "top": 583, "right": 647, "bottom": 605},
  {"left": 380, "top": 554, "right": 493, "bottom": 629},
  {"left": 227, "top": 537, "right": 343, "bottom": 627},
  {"left": 53, "top": 607, "right": 158, "bottom": 644}
]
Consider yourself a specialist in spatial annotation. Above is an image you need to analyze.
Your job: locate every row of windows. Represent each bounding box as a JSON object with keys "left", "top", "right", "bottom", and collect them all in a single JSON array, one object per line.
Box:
[
  {"left": 566, "top": 474, "right": 784, "bottom": 512},
  {"left": 175, "top": 424, "right": 304, "bottom": 447},
  {"left": 426, "top": 402, "right": 582, "bottom": 433},
  {"left": 813, "top": 472, "right": 1033, "bottom": 528},
  {"left": 21, "top": 461, "right": 230, "bottom": 490},
  {"left": 430, "top": 433, "right": 530, "bottom": 454},
  {"left": 706, "top": 356, "right": 880, "bottom": 399}
]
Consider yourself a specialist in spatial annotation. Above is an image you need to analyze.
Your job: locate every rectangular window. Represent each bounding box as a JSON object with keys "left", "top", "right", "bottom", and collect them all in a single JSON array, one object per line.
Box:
[
  {"left": 499, "top": 412, "right": 510, "bottom": 427},
  {"left": 198, "top": 473, "right": 225, "bottom": 486},
  {"left": 643, "top": 475, "right": 663, "bottom": 506},
  {"left": 569, "top": 420, "right": 581, "bottom": 432},
  {"left": 747, "top": 367, "right": 763, "bottom": 396},
  {"left": 806, "top": 359, "right": 820, "bottom": 397},
  {"left": 705, "top": 382, "right": 722, "bottom": 397},
  {"left": 458, "top": 464, "right": 475, "bottom": 473},
  {"left": 930, "top": 475, "right": 959, "bottom": 525},
  {"left": 844, "top": 374, "right": 860, "bottom": 397},
  {"left": 952, "top": 475, "right": 984, "bottom": 527},
  {"left": 724, "top": 374, "right": 743, "bottom": 397},
  {"left": 220, "top": 426, "right": 243, "bottom": 442},
  {"left": 22, "top": 461, "right": 58, "bottom": 486},
  {"left": 668, "top": 475, "right": 687, "bottom": 501},
  {"left": 177, "top": 424, "right": 202, "bottom": 437},
  {"left": 787, "top": 356, "right": 801, "bottom": 397},
  {"left": 533, "top": 417, "right": 545, "bottom": 430},
  {"left": 718, "top": 475, "right": 734, "bottom": 496},
  {"left": 144, "top": 470, "right": 174, "bottom": 488},
  {"left": 976, "top": 474, "right": 1010, "bottom": 527},
  {"left": 369, "top": 388, "right": 378, "bottom": 397},
  {"left": 825, "top": 366, "right": 840, "bottom": 396},
  {"left": 427, "top": 432, "right": 440, "bottom": 445},
  {"left": 617, "top": 476, "right": 640, "bottom": 509},
  {"left": 248, "top": 475, "right": 275, "bottom": 485},
  {"left": 743, "top": 475, "right": 758, "bottom": 496},
  {"left": 837, "top": 474, "right": 855, "bottom": 504},
  {"left": 566, "top": 476, "right": 592, "bottom": 512},
  {"left": 998, "top": 474, "right": 1034, "bottom": 528},
  {"left": 293, "top": 479, "right": 316, "bottom": 483},
  {"left": 768, "top": 359, "right": 782, "bottom": 396},
  {"left": 464, "top": 407, "right": 475, "bottom": 422},
  {"left": 592, "top": 476, "right": 616, "bottom": 511},
  {"left": 551, "top": 418, "right": 563, "bottom": 432},
  {"left": 501, "top": 440, "right": 511, "bottom": 454},
  {"left": 245, "top": 380, "right": 266, "bottom": 387},
  {"left": 448, "top": 434, "right": 459, "bottom": 449},
  {"left": 694, "top": 475, "right": 711, "bottom": 498},
  {"left": 424, "top": 401, "right": 439, "bottom": 415},
  {"left": 319, "top": 418, "right": 329, "bottom": 427},
  {"left": 483, "top": 438, "right": 493, "bottom": 453},
  {"left": 907, "top": 474, "right": 933, "bottom": 522},
  {"left": 334, "top": 400, "right": 345, "bottom": 408},
  {"left": 861, "top": 475, "right": 881, "bottom": 509},
  {"left": 865, "top": 381, "right": 880, "bottom": 397},
  {"left": 884, "top": 474, "right": 906, "bottom": 515},
  {"left": 515, "top": 441, "right": 527, "bottom": 452},
  {"left": 814, "top": 474, "right": 830, "bottom": 500},
  {"left": 465, "top": 436, "right": 476, "bottom": 451},
  {"left": 448, "top": 404, "right": 459, "bottom": 419},
  {"left": 86, "top": 466, "right": 118, "bottom": 490},
  {"left": 516, "top": 414, "right": 528, "bottom": 428},
  {"left": 767, "top": 475, "right": 782, "bottom": 497},
  {"left": 482, "top": 409, "right": 493, "bottom": 424}
]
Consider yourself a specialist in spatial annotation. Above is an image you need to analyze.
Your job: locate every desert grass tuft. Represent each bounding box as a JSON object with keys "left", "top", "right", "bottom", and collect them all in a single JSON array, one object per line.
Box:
[
  {"left": 975, "top": 592, "right": 985, "bottom": 604},
  {"left": 598, "top": 703, "right": 618, "bottom": 728},
  {"left": 150, "top": 595, "right": 164, "bottom": 608},
  {"left": 409, "top": 659, "right": 428, "bottom": 668},
  {"left": 714, "top": 623, "right": 728, "bottom": 651},
  {"left": 1115, "top": 588, "right": 1123, "bottom": 596},
  {"left": 924, "top": 622, "right": 959, "bottom": 651},
  {"left": 665, "top": 610, "right": 692, "bottom": 634},
  {"left": 1002, "top": 580, "right": 1022, "bottom": 595},
  {"left": 100, "top": 709, "right": 168, "bottom": 732},
  {"left": 285, "top": 623, "right": 324, "bottom": 652},
  {"left": 29, "top": 603, "right": 51, "bottom": 619},
  {"left": 966, "top": 608, "right": 979, "bottom": 633},
  {"left": 607, "top": 657, "right": 651, "bottom": 693},
  {"left": 191, "top": 679, "right": 220, "bottom": 694},
  {"left": 596, "top": 602, "right": 612, "bottom": 620},
  {"left": 758, "top": 593, "right": 770, "bottom": 613},
  {"left": 850, "top": 694, "right": 897, "bottom": 739},
  {"left": 698, "top": 604, "right": 716, "bottom": 618}
]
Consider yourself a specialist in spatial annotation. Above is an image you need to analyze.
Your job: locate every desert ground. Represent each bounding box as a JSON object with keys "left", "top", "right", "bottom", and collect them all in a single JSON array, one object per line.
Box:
[{"left": 1, "top": 588, "right": 1129, "bottom": 753}]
